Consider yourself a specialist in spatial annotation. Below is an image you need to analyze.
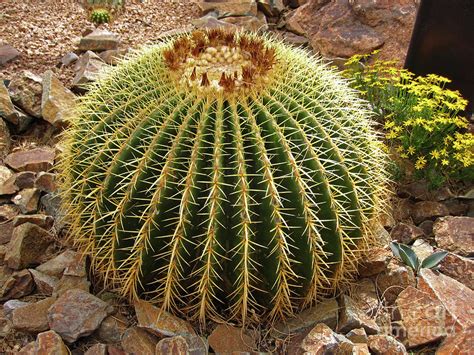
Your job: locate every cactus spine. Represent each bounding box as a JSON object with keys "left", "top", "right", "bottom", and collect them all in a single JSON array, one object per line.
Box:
[{"left": 60, "top": 28, "right": 388, "bottom": 325}]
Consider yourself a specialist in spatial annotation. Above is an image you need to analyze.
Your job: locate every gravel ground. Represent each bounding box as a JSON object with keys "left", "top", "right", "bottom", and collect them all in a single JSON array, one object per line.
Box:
[{"left": 0, "top": 0, "right": 200, "bottom": 87}]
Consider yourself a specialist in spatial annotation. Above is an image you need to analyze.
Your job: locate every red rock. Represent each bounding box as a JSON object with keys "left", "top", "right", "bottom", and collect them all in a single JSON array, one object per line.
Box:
[
  {"left": 368, "top": 334, "right": 407, "bottom": 355},
  {"left": 35, "top": 172, "right": 57, "bottom": 192},
  {"left": 0, "top": 44, "right": 20, "bottom": 65},
  {"left": 0, "top": 268, "right": 34, "bottom": 301},
  {"left": 208, "top": 324, "right": 256, "bottom": 353},
  {"left": 438, "top": 252, "right": 474, "bottom": 290},
  {"left": 288, "top": 322, "right": 352, "bottom": 354},
  {"left": 156, "top": 335, "right": 208, "bottom": 355},
  {"left": 13, "top": 214, "right": 54, "bottom": 230},
  {"left": 273, "top": 298, "right": 339, "bottom": 336},
  {"left": 436, "top": 325, "right": 474, "bottom": 355},
  {"left": 5, "top": 147, "right": 55, "bottom": 172},
  {"left": 395, "top": 286, "right": 446, "bottom": 348},
  {"left": 121, "top": 326, "right": 159, "bottom": 355},
  {"left": 36, "top": 330, "right": 69, "bottom": 355},
  {"left": 377, "top": 259, "right": 416, "bottom": 305},
  {"left": 134, "top": 299, "right": 195, "bottom": 337},
  {"left": 390, "top": 223, "right": 424, "bottom": 244},
  {"left": 433, "top": 217, "right": 474, "bottom": 257},
  {"left": 411, "top": 201, "right": 449, "bottom": 224},
  {"left": 338, "top": 295, "right": 380, "bottom": 335},
  {"left": 358, "top": 247, "right": 391, "bottom": 277},
  {"left": 12, "top": 297, "right": 56, "bottom": 333},
  {"left": 5, "top": 223, "right": 53, "bottom": 269},
  {"left": 418, "top": 269, "right": 474, "bottom": 333},
  {"left": 48, "top": 289, "right": 114, "bottom": 343}
]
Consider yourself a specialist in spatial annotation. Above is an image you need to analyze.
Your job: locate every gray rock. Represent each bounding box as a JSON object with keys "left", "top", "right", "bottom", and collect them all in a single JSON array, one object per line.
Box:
[
  {"left": 3, "top": 299, "right": 29, "bottom": 319},
  {"left": 96, "top": 314, "right": 128, "bottom": 344},
  {"left": 78, "top": 29, "right": 120, "bottom": 52},
  {"left": 48, "top": 289, "right": 114, "bottom": 343},
  {"left": 60, "top": 52, "right": 79, "bottom": 67},
  {"left": 7, "top": 71, "right": 43, "bottom": 118},
  {"left": 72, "top": 51, "right": 106, "bottom": 90},
  {"left": 0, "top": 44, "right": 20, "bottom": 65},
  {"left": 337, "top": 294, "right": 380, "bottom": 335}
]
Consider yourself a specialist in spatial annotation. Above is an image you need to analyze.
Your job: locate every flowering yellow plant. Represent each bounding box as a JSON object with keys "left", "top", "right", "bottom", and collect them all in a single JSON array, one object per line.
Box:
[{"left": 343, "top": 52, "right": 473, "bottom": 187}]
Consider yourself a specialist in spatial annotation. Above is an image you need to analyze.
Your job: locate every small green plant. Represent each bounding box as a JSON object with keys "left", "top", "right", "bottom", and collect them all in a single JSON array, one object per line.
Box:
[
  {"left": 343, "top": 52, "right": 474, "bottom": 188},
  {"left": 90, "top": 8, "right": 111, "bottom": 25},
  {"left": 390, "top": 241, "right": 448, "bottom": 275}
]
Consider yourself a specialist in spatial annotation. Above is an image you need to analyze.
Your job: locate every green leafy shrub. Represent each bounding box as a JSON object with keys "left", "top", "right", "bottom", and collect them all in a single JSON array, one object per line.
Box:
[
  {"left": 59, "top": 29, "right": 389, "bottom": 325},
  {"left": 90, "top": 8, "right": 111, "bottom": 25},
  {"left": 343, "top": 52, "right": 474, "bottom": 188}
]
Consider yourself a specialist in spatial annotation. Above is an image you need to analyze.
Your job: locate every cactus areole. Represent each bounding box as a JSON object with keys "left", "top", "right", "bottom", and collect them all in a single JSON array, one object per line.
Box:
[{"left": 61, "top": 28, "right": 388, "bottom": 325}]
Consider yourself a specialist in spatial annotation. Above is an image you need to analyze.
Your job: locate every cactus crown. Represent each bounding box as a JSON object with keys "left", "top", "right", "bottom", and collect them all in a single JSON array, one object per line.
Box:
[{"left": 59, "top": 28, "right": 389, "bottom": 326}]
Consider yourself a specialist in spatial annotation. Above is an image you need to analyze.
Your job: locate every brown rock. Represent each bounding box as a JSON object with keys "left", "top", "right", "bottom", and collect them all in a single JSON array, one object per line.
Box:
[
  {"left": 0, "top": 203, "right": 20, "bottom": 222},
  {"left": 368, "top": 334, "right": 407, "bottom": 355},
  {"left": 444, "top": 199, "right": 469, "bottom": 216},
  {"left": 258, "top": 0, "right": 285, "bottom": 16},
  {"left": 0, "top": 44, "right": 20, "bottom": 65},
  {"left": 0, "top": 268, "right": 34, "bottom": 300},
  {"left": 0, "top": 166, "right": 16, "bottom": 195},
  {"left": 392, "top": 198, "right": 413, "bottom": 222},
  {"left": 12, "top": 188, "right": 41, "bottom": 213},
  {"left": 8, "top": 71, "right": 43, "bottom": 118},
  {"left": 96, "top": 314, "right": 128, "bottom": 344},
  {"left": 36, "top": 330, "right": 69, "bottom": 355},
  {"left": 377, "top": 259, "right": 416, "bottom": 305},
  {"left": 198, "top": 0, "right": 258, "bottom": 17},
  {"left": 350, "top": 278, "right": 379, "bottom": 316},
  {"left": 338, "top": 294, "right": 379, "bottom": 335},
  {"left": 41, "top": 70, "right": 76, "bottom": 127},
  {"left": 98, "top": 48, "right": 128, "bottom": 65},
  {"left": 13, "top": 214, "right": 54, "bottom": 230},
  {"left": 35, "top": 172, "right": 57, "bottom": 192},
  {"left": 156, "top": 335, "right": 208, "bottom": 355},
  {"left": 220, "top": 13, "right": 268, "bottom": 32},
  {"left": 191, "top": 15, "right": 237, "bottom": 29},
  {"left": 418, "top": 220, "right": 434, "bottom": 237},
  {"left": 208, "top": 324, "right": 256, "bottom": 353},
  {"left": 107, "top": 345, "right": 126, "bottom": 355},
  {"left": 0, "top": 82, "right": 18, "bottom": 124},
  {"left": 18, "top": 341, "right": 36, "bottom": 354},
  {"left": 285, "top": 9, "right": 307, "bottom": 35},
  {"left": 5, "top": 147, "right": 55, "bottom": 172},
  {"left": 273, "top": 298, "right": 339, "bottom": 336},
  {"left": 418, "top": 269, "right": 474, "bottom": 333},
  {"left": 390, "top": 223, "right": 424, "bottom": 244},
  {"left": 78, "top": 29, "right": 120, "bottom": 52},
  {"left": 438, "top": 252, "right": 474, "bottom": 290},
  {"left": 12, "top": 297, "right": 56, "bottom": 333},
  {"left": 60, "top": 52, "right": 79, "bottom": 67},
  {"left": 0, "top": 118, "right": 10, "bottom": 160},
  {"left": 411, "top": 201, "right": 449, "bottom": 224},
  {"left": 36, "top": 250, "right": 80, "bottom": 277},
  {"left": 134, "top": 299, "right": 195, "bottom": 337},
  {"left": 53, "top": 274, "right": 90, "bottom": 296},
  {"left": 13, "top": 171, "right": 36, "bottom": 189},
  {"left": 29, "top": 269, "right": 58, "bottom": 295},
  {"left": 121, "top": 326, "right": 159, "bottom": 355},
  {"left": 72, "top": 51, "right": 106, "bottom": 89},
  {"left": 48, "top": 289, "right": 114, "bottom": 343},
  {"left": 395, "top": 286, "right": 446, "bottom": 348},
  {"left": 436, "top": 325, "right": 474, "bottom": 355},
  {"left": 3, "top": 299, "right": 29, "bottom": 318},
  {"left": 85, "top": 343, "right": 108, "bottom": 355},
  {"left": 433, "top": 216, "right": 474, "bottom": 256},
  {"left": 5, "top": 223, "right": 53, "bottom": 269},
  {"left": 358, "top": 247, "right": 391, "bottom": 277},
  {"left": 63, "top": 251, "right": 87, "bottom": 277},
  {"left": 288, "top": 322, "right": 352, "bottom": 354},
  {"left": 345, "top": 327, "right": 368, "bottom": 343}
]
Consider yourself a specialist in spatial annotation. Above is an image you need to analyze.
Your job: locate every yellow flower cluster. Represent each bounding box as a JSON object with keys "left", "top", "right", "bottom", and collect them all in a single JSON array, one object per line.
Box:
[{"left": 343, "top": 52, "right": 473, "bottom": 187}]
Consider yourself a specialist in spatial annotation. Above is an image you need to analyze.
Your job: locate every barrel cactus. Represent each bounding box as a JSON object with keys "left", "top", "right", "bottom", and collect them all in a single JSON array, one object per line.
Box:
[
  {"left": 90, "top": 8, "right": 111, "bottom": 25},
  {"left": 60, "top": 28, "right": 388, "bottom": 325}
]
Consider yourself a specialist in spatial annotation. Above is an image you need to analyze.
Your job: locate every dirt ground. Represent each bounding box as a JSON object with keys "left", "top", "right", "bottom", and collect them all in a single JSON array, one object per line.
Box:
[{"left": 0, "top": 0, "right": 200, "bottom": 87}]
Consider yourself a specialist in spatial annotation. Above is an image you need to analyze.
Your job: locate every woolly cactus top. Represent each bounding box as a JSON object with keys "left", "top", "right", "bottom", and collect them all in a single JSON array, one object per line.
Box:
[{"left": 60, "top": 28, "right": 389, "bottom": 326}]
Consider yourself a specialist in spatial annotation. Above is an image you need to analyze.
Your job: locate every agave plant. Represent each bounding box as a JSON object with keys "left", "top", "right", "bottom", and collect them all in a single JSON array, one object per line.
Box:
[{"left": 59, "top": 28, "right": 389, "bottom": 325}]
